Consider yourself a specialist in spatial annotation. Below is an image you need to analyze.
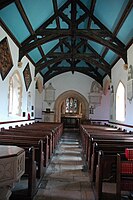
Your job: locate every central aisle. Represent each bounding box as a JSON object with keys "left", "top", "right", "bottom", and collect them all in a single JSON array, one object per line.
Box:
[{"left": 34, "top": 129, "right": 95, "bottom": 200}]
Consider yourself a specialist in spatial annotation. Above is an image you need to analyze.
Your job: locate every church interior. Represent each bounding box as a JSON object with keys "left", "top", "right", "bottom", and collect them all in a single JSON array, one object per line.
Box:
[{"left": 0, "top": 0, "right": 133, "bottom": 200}]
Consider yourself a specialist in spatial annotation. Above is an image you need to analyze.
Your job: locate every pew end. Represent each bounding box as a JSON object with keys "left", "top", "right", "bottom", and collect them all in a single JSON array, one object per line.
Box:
[{"left": 116, "top": 153, "right": 133, "bottom": 200}]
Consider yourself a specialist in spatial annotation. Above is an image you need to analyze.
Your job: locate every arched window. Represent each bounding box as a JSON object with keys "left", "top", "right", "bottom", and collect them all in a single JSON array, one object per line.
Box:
[
  {"left": 116, "top": 82, "right": 125, "bottom": 121},
  {"left": 65, "top": 97, "right": 78, "bottom": 113},
  {"left": 8, "top": 71, "right": 22, "bottom": 116}
]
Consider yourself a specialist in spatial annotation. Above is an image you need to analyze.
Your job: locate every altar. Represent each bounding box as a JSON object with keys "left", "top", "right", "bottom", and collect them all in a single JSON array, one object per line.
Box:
[
  {"left": 61, "top": 114, "right": 82, "bottom": 128},
  {"left": 0, "top": 145, "right": 25, "bottom": 200}
]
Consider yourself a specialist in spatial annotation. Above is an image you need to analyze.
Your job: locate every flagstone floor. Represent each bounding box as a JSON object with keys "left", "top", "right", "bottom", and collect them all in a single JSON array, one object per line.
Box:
[{"left": 34, "top": 129, "right": 95, "bottom": 200}]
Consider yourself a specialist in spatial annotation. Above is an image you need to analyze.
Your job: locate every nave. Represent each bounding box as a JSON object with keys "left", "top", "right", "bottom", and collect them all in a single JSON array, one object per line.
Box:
[{"left": 34, "top": 129, "right": 95, "bottom": 200}]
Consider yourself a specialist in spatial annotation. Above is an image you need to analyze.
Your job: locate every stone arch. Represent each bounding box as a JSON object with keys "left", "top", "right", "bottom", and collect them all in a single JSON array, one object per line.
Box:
[{"left": 54, "top": 90, "right": 89, "bottom": 122}]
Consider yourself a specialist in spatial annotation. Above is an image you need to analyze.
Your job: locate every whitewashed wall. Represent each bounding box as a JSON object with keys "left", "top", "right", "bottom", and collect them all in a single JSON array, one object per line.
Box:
[
  {"left": 42, "top": 72, "right": 110, "bottom": 120},
  {"left": 35, "top": 75, "right": 44, "bottom": 121},
  {"left": 1, "top": 25, "right": 132, "bottom": 129},
  {"left": 0, "top": 26, "right": 36, "bottom": 127},
  {"left": 111, "top": 44, "right": 133, "bottom": 131}
]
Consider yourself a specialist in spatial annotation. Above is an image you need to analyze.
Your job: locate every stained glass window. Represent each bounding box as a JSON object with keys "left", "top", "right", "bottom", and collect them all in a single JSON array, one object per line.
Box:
[{"left": 65, "top": 97, "right": 78, "bottom": 113}]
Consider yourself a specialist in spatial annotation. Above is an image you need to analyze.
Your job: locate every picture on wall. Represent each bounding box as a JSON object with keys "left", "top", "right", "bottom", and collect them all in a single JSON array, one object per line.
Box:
[
  {"left": 23, "top": 63, "right": 32, "bottom": 91},
  {"left": 0, "top": 37, "right": 13, "bottom": 80}
]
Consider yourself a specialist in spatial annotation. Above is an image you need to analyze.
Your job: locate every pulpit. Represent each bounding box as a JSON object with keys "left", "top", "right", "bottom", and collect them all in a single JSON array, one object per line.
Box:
[{"left": 0, "top": 145, "right": 25, "bottom": 200}]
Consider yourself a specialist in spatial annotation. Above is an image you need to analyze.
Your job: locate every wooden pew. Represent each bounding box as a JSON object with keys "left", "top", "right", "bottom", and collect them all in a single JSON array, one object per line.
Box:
[
  {"left": 0, "top": 122, "right": 63, "bottom": 168},
  {"left": 0, "top": 134, "right": 46, "bottom": 176},
  {"left": 116, "top": 153, "right": 133, "bottom": 200},
  {"left": 0, "top": 130, "right": 50, "bottom": 167},
  {"left": 8, "top": 122, "right": 63, "bottom": 155},
  {"left": 4, "top": 128, "right": 52, "bottom": 159},
  {"left": 87, "top": 135, "right": 133, "bottom": 169},
  {"left": 95, "top": 150, "right": 117, "bottom": 200},
  {"left": 80, "top": 124, "right": 133, "bottom": 200},
  {"left": 91, "top": 142, "right": 133, "bottom": 183},
  {"left": 95, "top": 149, "right": 133, "bottom": 200},
  {"left": 80, "top": 124, "right": 127, "bottom": 163}
]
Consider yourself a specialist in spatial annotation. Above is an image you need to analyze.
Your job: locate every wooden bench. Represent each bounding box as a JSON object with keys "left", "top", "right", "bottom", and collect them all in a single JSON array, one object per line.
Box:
[
  {"left": 87, "top": 135, "right": 133, "bottom": 169},
  {"left": 91, "top": 142, "right": 133, "bottom": 183},
  {"left": 95, "top": 150, "right": 117, "bottom": 200},
  {"left": 2, "top": 128, "right": 53, "bottom": 161},
  {"left": 0, "top": 132, "right": 49, "bottom": 168},
  {"left": 116, "top": 153, "right": 133, "bottom": 200},
  {"left": 9, "top": 122, "right": 63, "bottom": 154},
  {"left": 80, "top": 124, "right": 127, "bottom": 163},
  {"left": 95, "top": 149, "right": 133, "bottom": 200},
  {"left": 0, "top": 135, "right": 44, "bottom": 179}
]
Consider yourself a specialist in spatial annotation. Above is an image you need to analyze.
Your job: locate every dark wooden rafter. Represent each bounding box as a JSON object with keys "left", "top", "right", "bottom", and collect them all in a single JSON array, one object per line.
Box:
[
  {"left": 36, "top": 40, "right": 63, "bottom": 66},
  {"left": 43, "top": 65, "right": 103, "bottom": 85},
  {"left": 58, "top": 12, "right": 72, "bottom": 26},
  {"left": 1, "top": 0, "right": 131, "bottom": 84},
  {"left": 44, "top": 65, "right": 102, "bottom": 79},
  {"left": 101, "top": 0, "right": 133, "bottom": 63},
  {"left": 19, "top": 29, "right": 127, "bottom": 62},
  {"left": 0, "top": 18, "right": 20, "bottom": 47},
  {"left": 76, "top": 0, "right": 125, "bottom": 47},
  {"left": 35, "top": 52, "right": 110, "bottom": 75},
  {"left": 52, "top": 0, "right": 63, "bottom": 52},
  {"left": 71, "top": 0, "right": 77, "bottom": 72},
  {"left": 86, "top": 43, "right": 110, "bottom": 68},
  {"left": 46, "top": 52, "right": 109, "bottom": 68},
  {"left": 62, "top": 39, "right": 72, "bottom": 51},
  {"left": 83, "top": 0, "right": 96, "bottom": 52},
  {"left": 15, "top": 0, "right": 46, "bottom": 61},
  {"left": 21, "top": 0, "right": 71, "bottom": 46},
  {"left": 19, "top": 0, "right": 127, "bottom": 60},
  {"left": 76, "top": 0, "right": 128, "bottom": 63},
  {"left": 71, "top": 38, "right": 111, "bottom": 73},
  {"left": 0, "top": 0, "right": 15, "bottom": 9}
]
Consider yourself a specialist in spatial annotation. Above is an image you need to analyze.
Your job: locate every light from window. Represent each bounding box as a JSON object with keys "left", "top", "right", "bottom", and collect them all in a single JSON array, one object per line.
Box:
[
  {"left": 65, "top": 97, "right": 78, "bottom": 113},
  {"left": 116, "top": 82, "right": 125, "bottom": 121}
]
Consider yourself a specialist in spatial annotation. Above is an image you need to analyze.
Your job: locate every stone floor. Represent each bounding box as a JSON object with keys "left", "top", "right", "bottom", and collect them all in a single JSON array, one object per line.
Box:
[{"left": 34, "top": 129, "right": 95, "bottom": 200}]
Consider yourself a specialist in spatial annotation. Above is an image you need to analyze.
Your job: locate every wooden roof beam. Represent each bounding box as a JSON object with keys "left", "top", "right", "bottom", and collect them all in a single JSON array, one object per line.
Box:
[
  {"left": 21, "top": 0, "right": 71, "bottom": 46},
  {"left": 76, "top": 0, "right": 125, "bottom": 48},
  {"left": 15, "top": 0, "right": 46, "bottom": 60},
  {"left": 83, "top": 0, "right": 96, "bottom": 52},
  {"left": 52, "top": 0, "right": 64, "bottom": 52},
  {"left": 43, "top": 67, "right": 103, "bottom": 85},
  {"left": 19, "top": 29, "right": 127, "bottom": 62},
  {"left": 0, "top": 0, "right": 15, "bottom": 9},
  {"left": 101, "top": 0, "right": 133, "bottom": 63},
  {"left": 35, "top": 52, "right": 110, "bottom": 74}
]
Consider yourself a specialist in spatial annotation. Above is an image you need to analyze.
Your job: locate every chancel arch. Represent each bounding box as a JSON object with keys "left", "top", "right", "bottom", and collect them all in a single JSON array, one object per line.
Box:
[{"left": 54, "top": 90, "right": 89, "bottom": 122}]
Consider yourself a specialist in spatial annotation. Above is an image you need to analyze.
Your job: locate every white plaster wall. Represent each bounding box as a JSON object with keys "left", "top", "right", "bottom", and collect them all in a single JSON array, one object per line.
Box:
[
  {"left": 111, "top": 44, "right": 133, "bottom": 131},
  {"left": 90, "top": 92, "right": 110, "bottom": 120},
  {"left": 35, "top": 75, "right": 44, "bottom": 121},
  {"left": 42, "top": 72, "right": 110, "bottom": 120},
  {"left": 0, "top": 26, "right": 36, "bottom": 125}
]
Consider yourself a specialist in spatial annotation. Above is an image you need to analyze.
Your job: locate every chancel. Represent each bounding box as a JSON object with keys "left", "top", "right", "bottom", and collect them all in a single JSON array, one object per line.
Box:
[{"left": 0, "top": 0, "right": 133, "bottom": 200}]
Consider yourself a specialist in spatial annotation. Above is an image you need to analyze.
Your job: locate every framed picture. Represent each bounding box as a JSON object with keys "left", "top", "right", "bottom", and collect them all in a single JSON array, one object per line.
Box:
[
  {"left": 0, "top": 37, "right": 13, "bottom": 80},
  {"left": 23, "top": 63, "right": 32, "bottom": 91}
]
